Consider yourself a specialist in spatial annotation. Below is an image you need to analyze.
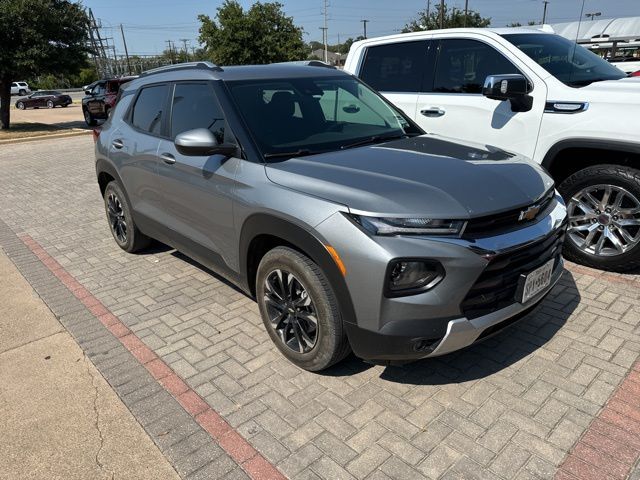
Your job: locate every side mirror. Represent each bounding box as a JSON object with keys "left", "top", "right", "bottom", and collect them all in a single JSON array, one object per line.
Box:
[
  {"left": 483, "top": 74, "right": 533, "bottom": 112},
  {"left": 174, "top": 128, "right": 236, "bottom": 156},
  {"left": 84, "top": 89, "right": 92, "bottom": 95}
]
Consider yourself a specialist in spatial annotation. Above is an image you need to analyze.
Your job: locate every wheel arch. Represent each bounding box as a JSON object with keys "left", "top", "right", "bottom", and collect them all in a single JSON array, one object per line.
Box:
[
  {"left": 239, "top": 213, "right": 357, "bottom": 325},
  {"left": 542, "top": 139, "right": 640, "bottom": 185}
]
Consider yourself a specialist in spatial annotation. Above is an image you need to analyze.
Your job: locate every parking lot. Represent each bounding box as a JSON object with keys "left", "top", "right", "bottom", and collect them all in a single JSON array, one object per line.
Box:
[{"left": 1, "top": 135, "right": 640, "bottom": 479}]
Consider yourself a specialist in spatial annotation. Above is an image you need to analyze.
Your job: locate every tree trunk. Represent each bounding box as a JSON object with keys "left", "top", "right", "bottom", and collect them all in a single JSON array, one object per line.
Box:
[{"left": 0, "top": 78, "right": 11, "bottom": 130}]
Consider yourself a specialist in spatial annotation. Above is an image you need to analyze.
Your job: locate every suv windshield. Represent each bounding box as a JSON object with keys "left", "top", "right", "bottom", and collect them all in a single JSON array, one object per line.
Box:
[
  {"left": 228, "top": 75, "right": 421, "bottom": 158},
  {"left": 503, "top": 33, "right": 625, "bottom": 87}
]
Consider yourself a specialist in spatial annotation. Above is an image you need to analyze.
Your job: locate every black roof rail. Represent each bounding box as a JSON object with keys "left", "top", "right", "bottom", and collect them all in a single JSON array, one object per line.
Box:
[
  {"left": 139, "top": 61, "right": 223, "bottom": 77},
  {"left": 274, "top": 60, "right": 337, "bottom": 69}
]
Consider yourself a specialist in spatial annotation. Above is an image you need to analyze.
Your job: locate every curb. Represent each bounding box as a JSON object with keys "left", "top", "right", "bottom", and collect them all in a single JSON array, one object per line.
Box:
[{"left": 0, "top": 129, "right": 91, "bottom": 145}]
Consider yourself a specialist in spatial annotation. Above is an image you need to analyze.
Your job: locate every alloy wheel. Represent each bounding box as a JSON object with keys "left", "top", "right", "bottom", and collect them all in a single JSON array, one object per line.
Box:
[
  {"left": 263, "top": 269, "right": 318, "bottom": 354},
  {"left": 567, "top": 184, "right": 640, "bottom": 256},
  {"left": 107, "top": 192, "right": 127, "bottom": 243}
]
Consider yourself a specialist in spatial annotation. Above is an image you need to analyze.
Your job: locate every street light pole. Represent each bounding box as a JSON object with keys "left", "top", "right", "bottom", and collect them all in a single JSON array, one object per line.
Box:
[{"left": 542, "top": 1, "right": 549, "bottom": 24}]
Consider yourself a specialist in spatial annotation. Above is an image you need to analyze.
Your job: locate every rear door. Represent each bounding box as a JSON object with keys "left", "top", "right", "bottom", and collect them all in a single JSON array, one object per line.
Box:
[
  {"left": 415, "top": 35, "right": 547, "bottom": 158},
  {"left": 357, "top": 39, "right": 432, "bottom": 121},
  {"left": 156, "top": 81, "right": 239, "bottom": 263},
  {"left": 86, "top": 82, "right": 107, "bottom": 116}
]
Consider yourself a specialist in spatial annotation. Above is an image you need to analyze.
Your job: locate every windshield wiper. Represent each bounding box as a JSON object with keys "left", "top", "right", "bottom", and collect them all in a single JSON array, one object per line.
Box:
[
  {"left": 339, "top": 133, "right": 413, "bottom": 150},
  {"left": 263, "top": 149, "right": 314, "bottom": 159}
]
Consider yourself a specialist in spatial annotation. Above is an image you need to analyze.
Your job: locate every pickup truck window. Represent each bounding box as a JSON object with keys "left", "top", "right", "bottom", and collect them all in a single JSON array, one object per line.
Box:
[
  {"left": 503, "top": 33, "right": 625, "bottom": 87},
  {"left": 434, "top": 39, "right": 520, "bottom": 94},
  {"left": 359, "top": 41, "right": 428, "bottom": 93}
]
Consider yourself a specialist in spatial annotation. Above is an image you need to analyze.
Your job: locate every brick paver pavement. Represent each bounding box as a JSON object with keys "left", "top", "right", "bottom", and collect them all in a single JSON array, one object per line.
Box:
[{"left": 2, "top": 136, "right": 640, "bottom": 479}]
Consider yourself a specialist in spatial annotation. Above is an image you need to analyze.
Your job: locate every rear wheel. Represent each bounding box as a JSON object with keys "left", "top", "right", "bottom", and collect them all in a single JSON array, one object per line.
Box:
[
  {"left": 16, "top": 102, "right": 25, "bottom": 110},
  {"left": 83, "top": 108, "right": 97, "bottom": 126},
  {"left": 19, "top": 89, "right": 26, "bottom": 96},
  {"left": 46, "top": 100, "right": 54, "bottom": 109},
  {"left": 559, "top": 165, "right": 640, "bottom": 271},
  {"left": 256, "top": 247, "right": 350, "bottom": 371},
  {"left": 103, "top": 181, "right": 150, "bottom": 253}
]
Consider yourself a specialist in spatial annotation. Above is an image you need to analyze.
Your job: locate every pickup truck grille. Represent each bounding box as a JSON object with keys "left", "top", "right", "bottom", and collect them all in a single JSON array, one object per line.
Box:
[
  {"left": 463, "top": 192, "right": 555, "bottom": 238},
  {"left": 461, "top": 227, "right": 565, "bottom": 320}
]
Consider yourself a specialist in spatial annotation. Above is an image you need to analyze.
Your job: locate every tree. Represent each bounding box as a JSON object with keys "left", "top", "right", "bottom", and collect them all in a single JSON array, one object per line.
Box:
[
  {"left": 0, "top": 0, "right": 89, "bottom": 129},
  {"left": 403, "top": 3, "right": 491, "bottom": 32},
  {"left": 198, "top": 1, "right": 306, "bottom": 65},
  {"left": 507, "top": 21, "right": 538, "bottom": 27}
]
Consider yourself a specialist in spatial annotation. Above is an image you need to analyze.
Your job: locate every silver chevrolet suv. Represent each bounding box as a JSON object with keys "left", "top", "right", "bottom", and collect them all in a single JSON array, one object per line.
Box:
[{"left": 95, "top": 61, "right": 567, "bottom": 371}]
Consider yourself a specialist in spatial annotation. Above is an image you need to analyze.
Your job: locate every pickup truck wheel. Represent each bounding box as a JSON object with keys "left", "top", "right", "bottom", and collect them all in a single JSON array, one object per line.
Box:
[
  {"left": 83, "top": 108, "right": 97, "bottom": 127},
  {"left": 559, "top": 165, "right": 640, "bottom": 272},
  {"left": 256, "top": 246, "right": 351, "bottom": 371},
  {"left": 103, "top": 181, "right": 151, "bottom": 253},
  {"left": 19, "top": 89, "right": 26, "bottom": 96}
]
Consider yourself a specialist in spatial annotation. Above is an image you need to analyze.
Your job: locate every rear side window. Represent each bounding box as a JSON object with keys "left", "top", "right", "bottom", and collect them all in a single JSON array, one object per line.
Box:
[
  {"left": 359, "top": 41, "right": 428, "bottom": 92},
  {"left": 170, "top": 83, "right": 228, "bottom": 143},
  {"left": 433, "top": 39, "right": 520, "bottom": 94},
  {"left": 131, "top": 84, "right": 169, "bottom": 136}
]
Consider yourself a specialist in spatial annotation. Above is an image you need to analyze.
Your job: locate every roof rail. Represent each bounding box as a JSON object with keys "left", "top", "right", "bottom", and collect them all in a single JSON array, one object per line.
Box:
[
  {"left": 275, "top": 60, "right": 336, "bottom": 69},
  {"left": 140, "top": 61, "right": 223, "bottom": 77}
]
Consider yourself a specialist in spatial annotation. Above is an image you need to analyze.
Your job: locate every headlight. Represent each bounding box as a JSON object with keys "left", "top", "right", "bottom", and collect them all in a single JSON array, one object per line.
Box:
[
  {"left": 350, "top": 214, "right": 465, "bottom": 236},
  {"left": 386, "top": 260, "right": 445, "bottom": 296}
]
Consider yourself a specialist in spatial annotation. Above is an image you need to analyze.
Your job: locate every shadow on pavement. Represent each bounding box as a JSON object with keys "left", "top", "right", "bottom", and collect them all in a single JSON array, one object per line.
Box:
[{"left": 322, "top": 269, "right": 580, "bottom": 385}]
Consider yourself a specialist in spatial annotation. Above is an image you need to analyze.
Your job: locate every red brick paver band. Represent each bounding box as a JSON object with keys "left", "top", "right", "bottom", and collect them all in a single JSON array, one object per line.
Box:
[
  {"left": 19, "top": 233, "right": 286, "bottom": 480},
  {"left": 555, "top": 360, "right": 640, "bottom": 479}
]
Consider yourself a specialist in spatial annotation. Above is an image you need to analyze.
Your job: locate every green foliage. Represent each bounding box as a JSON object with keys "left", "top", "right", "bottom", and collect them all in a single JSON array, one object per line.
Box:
[
  {"left": 403, "top": 3, "right": 491, "bottom": 32},
  {"left": 198, "top": 1, "right": 306, "bottom": 65},
  {"left": 0, "top": 0, "right": 90, "bottom": 128},
  {"left": 507, "top": 21, "right": 539, "bottom": 27}
]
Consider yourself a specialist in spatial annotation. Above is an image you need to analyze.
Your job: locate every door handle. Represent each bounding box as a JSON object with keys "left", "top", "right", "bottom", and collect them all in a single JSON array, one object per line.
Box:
[
  {"left": 160, "top": 153, "right": 176, "bottom": 165},
  {"left": 420, "top": 108, "right": 446, "bottom": 118},
  {"left": 112, "top": 139, "right": 124, "bottom": 149}
]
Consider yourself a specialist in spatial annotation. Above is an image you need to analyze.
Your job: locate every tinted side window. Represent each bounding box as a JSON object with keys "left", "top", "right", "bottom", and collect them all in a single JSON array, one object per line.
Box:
[
  {"left": 434, "top": 39, "right": 520, "bottom": 94},
  {"left": 131, "top": 84, "right": 169, "bottom": 136},
  {"left": 360, "top": 41, "right": 428, "bottom": 92},
  {"left": 170, "top": 83, "right": 227, "bottom": 143}
]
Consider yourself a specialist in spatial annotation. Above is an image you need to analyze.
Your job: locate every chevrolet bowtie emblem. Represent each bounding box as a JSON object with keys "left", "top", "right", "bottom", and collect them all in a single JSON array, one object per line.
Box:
[{"left": 519, "top": 204, "right": 541, "bottom": 221}]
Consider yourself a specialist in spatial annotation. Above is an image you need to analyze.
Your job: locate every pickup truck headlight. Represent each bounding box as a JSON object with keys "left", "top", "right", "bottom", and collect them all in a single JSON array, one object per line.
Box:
[{"left": 350, "top": 214, "right": 465, "bottom": 236}]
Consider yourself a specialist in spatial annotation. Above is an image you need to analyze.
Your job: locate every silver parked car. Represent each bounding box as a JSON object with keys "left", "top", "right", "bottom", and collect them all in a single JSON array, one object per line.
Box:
[{"left": 95, "top": 62, "right": 567, "bottom": 371}]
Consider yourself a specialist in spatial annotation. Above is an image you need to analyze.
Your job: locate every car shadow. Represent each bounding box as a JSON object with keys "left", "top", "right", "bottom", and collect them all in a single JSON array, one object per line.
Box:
[
  {"left": 170, "top": 250, "right": 247, "bottom": 295},
  {"left": 321, "top": 268, "right": 580, "bottom": 384}
]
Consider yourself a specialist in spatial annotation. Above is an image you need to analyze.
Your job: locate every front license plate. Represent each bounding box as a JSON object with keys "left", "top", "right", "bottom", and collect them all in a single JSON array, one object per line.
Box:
[{"left": 520, "top": 259, "right": 554, "bottom": 304}]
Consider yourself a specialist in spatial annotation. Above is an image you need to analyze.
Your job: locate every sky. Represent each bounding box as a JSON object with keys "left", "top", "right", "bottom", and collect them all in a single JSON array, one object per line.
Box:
[{"left": 80, "top": 0, "right": 640, "bottom": 57}]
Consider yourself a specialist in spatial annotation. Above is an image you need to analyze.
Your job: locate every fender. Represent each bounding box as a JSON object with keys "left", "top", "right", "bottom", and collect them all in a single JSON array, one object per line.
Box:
[
  {"left": 542, "top": 138, "right": 640, "bottom": 172},
  {"left": 239, "top": 213, "right": 357, "bottom": 325}
]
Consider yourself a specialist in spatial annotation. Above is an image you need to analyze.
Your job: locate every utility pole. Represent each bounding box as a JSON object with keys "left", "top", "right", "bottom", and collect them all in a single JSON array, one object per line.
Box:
[
  {"left": 180, "top": 38, "right": 190, "bottom": 60},
  {"left": 464, "top": 0, "right": 468, "bottom": 27},
  {"left": 120, "top": 24, "right": 132, "bottom": 75},
  {"left": 165, "top": 40, "right": 175, "bottom": 64},
  {"left": 439, "top": 0, "right": 444, "bottom": 29},
  {"left": 361, "top": 19, "right": 369, "bottom": 39},
  {"left": 542, "top": 1, "right": 549, "bottom": 24},
  {"left": 322, "top": 0, "right": 329, "bottom": 63}
]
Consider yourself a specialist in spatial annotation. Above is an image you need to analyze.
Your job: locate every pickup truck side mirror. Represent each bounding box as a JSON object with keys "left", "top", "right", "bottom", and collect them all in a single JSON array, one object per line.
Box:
[
  {"left": 482, "top": 74, "right": 533, "bottom": 112},
  {"left": 174, "top": 128, "right": 236, "bottom": 157}
]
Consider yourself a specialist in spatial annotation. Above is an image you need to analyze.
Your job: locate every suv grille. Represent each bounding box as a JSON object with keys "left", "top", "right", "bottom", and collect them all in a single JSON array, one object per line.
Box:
[
  {"left": 463, "top": 191, "right": 555, "bottom": 238},
  {"left": 461, "top": 227, "right": 565, "bottom": 320}
]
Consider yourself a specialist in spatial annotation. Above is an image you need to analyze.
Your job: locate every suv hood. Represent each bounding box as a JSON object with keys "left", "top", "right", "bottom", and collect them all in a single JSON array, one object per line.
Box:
[
  {"left": 265, "top": 135, "right": 554, "bottom": 218},
  {"left": 581, "top": 76, "right": 640, "bottom": 95}
]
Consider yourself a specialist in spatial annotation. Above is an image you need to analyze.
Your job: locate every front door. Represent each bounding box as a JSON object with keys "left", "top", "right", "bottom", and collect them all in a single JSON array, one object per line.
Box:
[
  {"left": 156, "top": 82, "right": 239, "bottom": 266},
  {"left": 414, "top": 37, "right": 547, "bottom": 158}
]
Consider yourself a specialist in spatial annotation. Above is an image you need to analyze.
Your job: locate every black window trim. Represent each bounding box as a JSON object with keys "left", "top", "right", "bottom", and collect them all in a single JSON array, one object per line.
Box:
[
  {"left": 359, "top": 39, "right": 432, "bottom": 95},
  {"left": 125, "top": 81, "right": 172, "bottom": 140},
  {"left": 429, "top": 37, "right": 532, "bottom": 96}
]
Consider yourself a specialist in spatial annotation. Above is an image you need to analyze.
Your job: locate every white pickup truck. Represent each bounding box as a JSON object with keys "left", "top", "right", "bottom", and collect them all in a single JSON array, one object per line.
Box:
[{"left": 345, "top": 27, "right": 640, "bottom": 272}]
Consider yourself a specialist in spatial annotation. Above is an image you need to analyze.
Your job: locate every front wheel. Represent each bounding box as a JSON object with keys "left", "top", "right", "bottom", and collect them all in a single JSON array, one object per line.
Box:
[
  {"left": 47, "top": 100, "right": 54, "bottom": 109},
  {"left": 19, "top": 89, "right": 26, "bottom": 96},
  {"left": 83, "top": 108, "right": 97, "bottom": 126},
  {"left": 256, "top": 247, "right": 350, "bottom": 371},
  {"left": 559, "top": 165, "right": 640, "bottom": 272},
  {"left": 16, "top": 102, "right": 25, "bottom": 110},
  {"left": 103, "top": 181, "right": 150, "bottom": 253}
]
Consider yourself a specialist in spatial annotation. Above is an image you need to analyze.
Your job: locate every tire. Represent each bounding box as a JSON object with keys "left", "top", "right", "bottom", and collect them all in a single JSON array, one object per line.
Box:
[
  {"left": 83, "top": 108, "right": 97, "bottom": 126},
  {"left": 559, "top": 164, "right": 640, "bottom": 272},
  {"left": 103, "top": 181, "right": 151, "bottom": 253},
  {"left": 16, "top": 102, "right": 24, "bottom": 110},
  {"left": 19, "top": 89, "right": 26, "bottom": 95},
  {"left": 256, "top": 246, "right": 351, "bottom": 371},
  {"left": 62, "top": 104, "right": 68, "bottom": 108},
  {"left": 47, "top": 100, "right": 54, "bottom": 108}
]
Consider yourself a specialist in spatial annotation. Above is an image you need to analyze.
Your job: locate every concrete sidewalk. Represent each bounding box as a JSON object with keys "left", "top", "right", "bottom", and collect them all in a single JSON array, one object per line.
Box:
[{"left": 0, "top": 249, "right": 180, "bottom": 480}]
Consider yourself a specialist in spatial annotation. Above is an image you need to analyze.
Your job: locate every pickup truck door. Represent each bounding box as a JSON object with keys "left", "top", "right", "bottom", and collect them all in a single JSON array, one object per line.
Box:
[{"left": 415, "top": 35, "right": 547, "bottom": 159}]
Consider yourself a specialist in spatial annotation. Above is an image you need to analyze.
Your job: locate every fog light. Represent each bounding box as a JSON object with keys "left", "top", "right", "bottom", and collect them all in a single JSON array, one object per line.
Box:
[{"left": 386, "top": 260, "right": 444, "bottom": 296}]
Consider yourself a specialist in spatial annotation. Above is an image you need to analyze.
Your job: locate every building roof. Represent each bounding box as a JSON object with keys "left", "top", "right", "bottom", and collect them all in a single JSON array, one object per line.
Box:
[{"left": 550, "top": 16, "right": 640, "bottom": 43}]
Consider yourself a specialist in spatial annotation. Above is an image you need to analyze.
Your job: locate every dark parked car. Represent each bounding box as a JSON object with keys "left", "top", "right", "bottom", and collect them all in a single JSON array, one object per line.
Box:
[
  {"left": 82, "top": 76, "right": 136, "bottom": 126},
  {"left": 15, "top": 91, "right": 72, "bottom": 109}
]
